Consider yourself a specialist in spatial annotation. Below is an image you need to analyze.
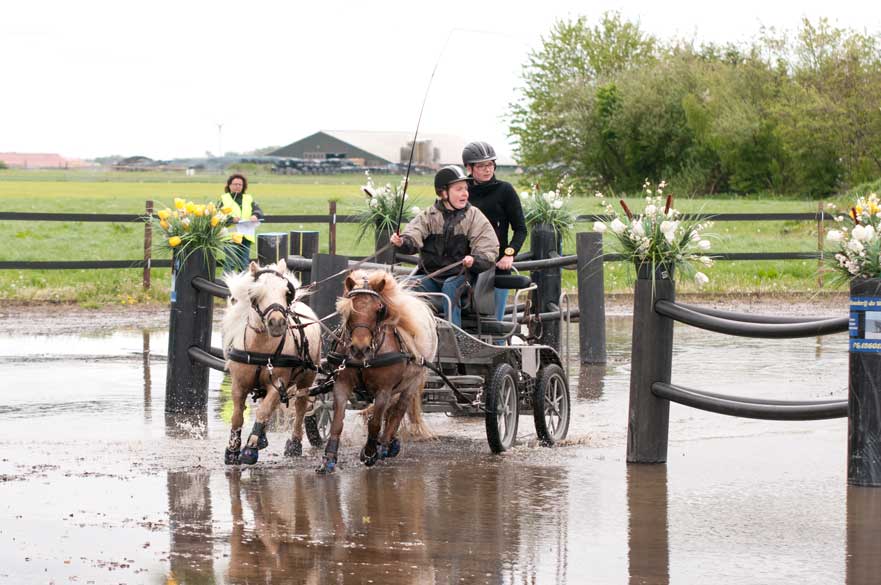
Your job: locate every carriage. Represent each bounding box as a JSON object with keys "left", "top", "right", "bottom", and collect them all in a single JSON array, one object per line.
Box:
[{"left": 303, "top": 269, "right": 572, "bottom": 454}]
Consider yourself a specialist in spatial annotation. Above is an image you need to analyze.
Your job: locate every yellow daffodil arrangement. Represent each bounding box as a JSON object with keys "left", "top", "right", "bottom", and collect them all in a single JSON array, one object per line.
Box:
[
  {"left": 593, "top": 180, "right": 714, "bottom": 286},
  {"left": 151, "top": 197, "right": 239, "bottom": 262},
  {"left": 825, "top": 193, "right": 881, "bottom": 285},
  {"left": 519, "top": 181, "right": 576, "bottom": 241},
  {"left": 355, "top": 170, "right": 417, "bottom": 242}
]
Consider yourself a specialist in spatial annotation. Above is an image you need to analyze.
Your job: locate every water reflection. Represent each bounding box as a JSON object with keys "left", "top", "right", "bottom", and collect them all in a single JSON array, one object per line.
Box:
[
  {"left": 220, "top": 461, "right": 570, "bottom": 584},
  {"left": 846, "top": 486, "right": 881, "bottom": 585},
  {"left": 627, "top": 465, "right": 669, "bottom": 585},
  {"left": 143, "top": 329, "right": 152, "bottom": 424},
  {"left": 167, "top": 470, "right": 214, "bottom": 584}
]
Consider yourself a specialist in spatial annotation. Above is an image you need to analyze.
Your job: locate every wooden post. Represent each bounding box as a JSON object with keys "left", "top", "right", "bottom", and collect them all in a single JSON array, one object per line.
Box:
[
  {"left": 257, "top": 232, "right": 289, "bottom": 265},
  {"left": 817, "top": 200, "right": 825, "bottom": 289},
  {"left": 143, "top": 200, "right": 153, "bottom": 290},
  {"left": 576, "top": 232, "right": 607, "bottom": 363},
  {"left": 848, "top": 278, "right": 881, "bottom": 487},
  {"left": 289, "top": 230, "right": 320, "bottom": 284},
  {"left": 165, "top": 249, "right": 215, "bottom": 413},
  {"left": 375, "top": 226, "right": 395, "bottom": 265},
  {"left": 529, "top": 223, "right": 562, "bottom": 352},
  {"left": 329, "top": 200, "right": 337, "bottom": 256},
  {"left": 309, "top": 252, "right": 348, "bottom": 330},
  {"left": 626, "top": 269, "right": 675, "bottom": 463}
]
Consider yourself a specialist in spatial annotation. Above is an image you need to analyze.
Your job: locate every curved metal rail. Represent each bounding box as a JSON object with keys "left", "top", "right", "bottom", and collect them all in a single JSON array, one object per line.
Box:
[
  {"left": 676, "top": 302, "right": 836, "bottom": 324},
  {"left": 652, "top": 382, "right": 847, "bottom": 420},
  {"left": 191, "top": 276, "right": 230, "bottom": 298},
  {"left": 654, "top": 300, "right": 848, "bottom": 338},
  {"left": 188, "top": 346, "right": 228, "bottom": 371}
]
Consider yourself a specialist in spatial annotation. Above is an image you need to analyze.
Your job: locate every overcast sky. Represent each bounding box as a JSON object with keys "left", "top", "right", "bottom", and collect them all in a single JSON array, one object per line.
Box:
[{"left": 3, "top": 0, "right": 880, "bottom": 161}]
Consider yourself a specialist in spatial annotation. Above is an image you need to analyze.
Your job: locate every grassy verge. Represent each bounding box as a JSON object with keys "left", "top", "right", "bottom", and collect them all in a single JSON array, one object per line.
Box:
[{"left": 0, "top": 170, "right": 838, "bottom": 305}]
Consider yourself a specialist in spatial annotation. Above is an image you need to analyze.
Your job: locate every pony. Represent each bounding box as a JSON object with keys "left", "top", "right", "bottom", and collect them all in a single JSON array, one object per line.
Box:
[
  {"left": 221, "top": 259, "right": 322, "bottom": 465},
  {"left": 317, "top": 269, "right": 438, "bottom": 473}
]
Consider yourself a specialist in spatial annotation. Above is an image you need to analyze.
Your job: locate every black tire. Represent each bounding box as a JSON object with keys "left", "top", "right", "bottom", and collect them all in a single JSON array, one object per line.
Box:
[
  {"left": 484, "top": 363, "right": 520, "bottom": 453},
  {"left": 304, "top": 392, "right": 334, "bottom": 447},
  {"left": 533, "top": 364, "right": 570, "bottom": 446}
]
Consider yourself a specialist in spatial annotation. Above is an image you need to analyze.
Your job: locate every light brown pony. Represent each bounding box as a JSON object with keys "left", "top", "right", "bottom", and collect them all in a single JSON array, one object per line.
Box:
[
  {"left": 317, "top": 270, "right": 437, "bottom": 473},
  {"left": 222, "top": 259, "right": 322, "bottom": 465}
]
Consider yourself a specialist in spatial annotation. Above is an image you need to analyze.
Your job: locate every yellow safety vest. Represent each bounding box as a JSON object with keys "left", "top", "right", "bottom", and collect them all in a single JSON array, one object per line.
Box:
[{"left": 221, "top": 192, "right": 256, "bottom": 242}]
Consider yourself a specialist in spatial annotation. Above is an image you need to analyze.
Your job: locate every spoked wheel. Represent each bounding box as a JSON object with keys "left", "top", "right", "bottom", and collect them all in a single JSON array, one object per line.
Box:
[
  {"left": 305, "top": 392, "right": 334, "bottom": 447},
  {"left": 484, "top": 363, "right": 520, "bottom": 453},
  {"left": 533, "top": 364, "right": 570, "bottom": 446}
]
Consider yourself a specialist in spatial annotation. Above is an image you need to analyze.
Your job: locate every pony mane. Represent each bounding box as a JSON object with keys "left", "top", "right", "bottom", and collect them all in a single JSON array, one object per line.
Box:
[
  {"left": 337, "top": 270, "right": 438, "bottom": 361},
  {"left": 221, "top": 264, "right": 304, "bottom": 352}
]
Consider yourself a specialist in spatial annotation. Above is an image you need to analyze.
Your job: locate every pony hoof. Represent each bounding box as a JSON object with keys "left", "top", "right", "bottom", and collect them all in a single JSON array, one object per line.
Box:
[
  {"left": 387, "top": 438, "right": 401, "bottom": 459},
  {"left": 224, "top": 448, "right": 241, "bottom": 465},
  {"left": 284, "top": 438, "right": 303, "bottom": 457},
  {"left": 240, "top": 447, "right": 259, "bottom": 465},
  {"left": 316, "top": 457, "right": 337, "bottom": 474},
  {"left": 360, "top": 446, "right": 381, "bottom": 467}
]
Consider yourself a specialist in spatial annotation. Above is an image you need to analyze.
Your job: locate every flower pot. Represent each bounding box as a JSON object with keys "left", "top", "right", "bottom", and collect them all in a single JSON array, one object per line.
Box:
[{"left": 635, "top": 261, "right": 674, "bottom": 281}]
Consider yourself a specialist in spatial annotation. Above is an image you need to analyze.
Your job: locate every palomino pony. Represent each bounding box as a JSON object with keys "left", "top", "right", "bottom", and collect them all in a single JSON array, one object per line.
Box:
[
  {"left": 317, "top": 269, "right": 438, "bottom": 473},
  {"left": 222, "top": 259, "right": 322, "bottom": 465}
]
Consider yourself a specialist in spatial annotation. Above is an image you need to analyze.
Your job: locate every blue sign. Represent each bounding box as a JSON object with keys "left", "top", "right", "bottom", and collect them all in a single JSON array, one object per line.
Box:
[{"left": 849, "top": 296, "right": 881, "bottom": 353}]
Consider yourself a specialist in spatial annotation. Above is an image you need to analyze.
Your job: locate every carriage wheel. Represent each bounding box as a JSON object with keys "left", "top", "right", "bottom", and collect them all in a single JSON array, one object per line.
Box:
[
  {"left": 533, "top": 364, "right": 570, "bottom": 446},
  {"left": 484, "top": 363, "right": 519, "bottom": 453},
  {"left": 305, "top": 392, "right": 334, "bottom": 447}
]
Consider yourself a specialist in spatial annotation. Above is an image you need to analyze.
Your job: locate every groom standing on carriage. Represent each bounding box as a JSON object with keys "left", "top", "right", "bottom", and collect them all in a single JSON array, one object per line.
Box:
[{"left": 390, "top": 165, "right": 499, "bottom": 327}]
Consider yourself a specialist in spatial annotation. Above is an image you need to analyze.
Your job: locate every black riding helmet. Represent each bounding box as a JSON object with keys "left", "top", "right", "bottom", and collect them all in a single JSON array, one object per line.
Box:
[
  {"left": 434, "top": 165, "right": 469, "bottom": 193},
  {"left": 462, "top": 141, "right": 497, "bottom": 166}
]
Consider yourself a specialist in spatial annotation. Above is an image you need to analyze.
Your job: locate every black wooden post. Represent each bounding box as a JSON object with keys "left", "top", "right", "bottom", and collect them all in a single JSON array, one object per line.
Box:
[
  {"left": 165, "top": 249, "right": 215, "bottom": 413},
  {"left": 289, "top": 230, "right": 320, "bottom": 284},
  {"left": 375, "top": 226, "right": 396, "bottom": 265},
  {"left": 626, "top": 269, "right": 675, "bottom": 463},
  {"left": 576, "top": 232, "right": 607, "bottom": 363},
  {"left": 530, "top": 223, "right": 562, "bottom": 351},
  {"left": 848, "top": 278, "right": 881, "bottom": 487},
  {"left": 309, "top": 253, "right": 348, "bottom": 329},
  {"left": 257, "top": 232, "right": 289, "bottom": 266}
]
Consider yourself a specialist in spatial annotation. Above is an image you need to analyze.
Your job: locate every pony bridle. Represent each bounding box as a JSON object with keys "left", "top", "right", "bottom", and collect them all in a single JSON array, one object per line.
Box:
[
  {"left": 249, "top": 269, "right": 297, "bottom": 328},
  {"left": 344, "top": 279, "right": 387, "bottom": 352}
]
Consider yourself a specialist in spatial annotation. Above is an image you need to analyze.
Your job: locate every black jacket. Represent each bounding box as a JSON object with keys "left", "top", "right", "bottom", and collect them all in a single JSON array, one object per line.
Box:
[{"left": 467, "top": 176, "right": 527, "bottom": 261}]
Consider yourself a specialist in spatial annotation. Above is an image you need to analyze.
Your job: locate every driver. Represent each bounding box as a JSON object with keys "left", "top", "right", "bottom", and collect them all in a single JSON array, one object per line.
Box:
[{"left": 391, "top": 165, "right": 498, "bottom": 327}]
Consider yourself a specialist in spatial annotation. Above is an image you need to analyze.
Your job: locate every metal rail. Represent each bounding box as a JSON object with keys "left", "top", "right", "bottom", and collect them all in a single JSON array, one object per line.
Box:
[
  {"left": 654, "top": 300, "right": 848, "bottom": 338},
  {"left": 652, "top": 382, "right": 847, "bottom": 420},
  {"left": 188, "top": 346, "right": 228, "bottom": 371}
]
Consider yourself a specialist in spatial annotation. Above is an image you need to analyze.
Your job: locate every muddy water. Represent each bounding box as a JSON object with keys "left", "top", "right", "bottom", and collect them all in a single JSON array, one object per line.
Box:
[{"left": 1, "top": 310, "right": 879, "bottom": 584}]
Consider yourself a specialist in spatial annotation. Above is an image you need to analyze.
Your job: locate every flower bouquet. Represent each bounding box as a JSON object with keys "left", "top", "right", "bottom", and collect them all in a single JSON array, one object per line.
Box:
[
  {"left": 151, "top": 198, "right": 238, "bottom": 263},
  {"left": 519, "top": 182, "right": 576, "bottom": 241},
  {"left": 593, "top": 181, "right": 713, "bottom": 286},
  {"left": 355, "top": 171, "right": 417, "bottom": 243},
  {"left": 825, "top": 193, "right": 881, "bottom": 285}
]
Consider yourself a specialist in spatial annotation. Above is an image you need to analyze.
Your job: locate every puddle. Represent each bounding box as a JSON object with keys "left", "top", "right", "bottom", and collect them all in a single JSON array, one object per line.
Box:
[{"left": 0, "top": 310, "right": 877, "bottom": 584}]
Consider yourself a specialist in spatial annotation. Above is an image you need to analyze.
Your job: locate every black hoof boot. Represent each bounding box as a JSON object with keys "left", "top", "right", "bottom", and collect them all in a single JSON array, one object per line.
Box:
[
  {"left": 240, "top": 447, "right": 259, "bottom": 465},
  {"left": 247, "top": 421, "right": 269, "bottom": 450},
  {"left": 224, "top": 448, "right": 241, "bottom": 465},
  {"left": 316, "top": 455, "right": 337, "bottom": 474},
  {"left": 316, "top": 437, "right": 340, "bottom": 475},
  {"left": 387, "top": 437, "right": 401, "bottom": 459},
  {"left": 360, "top": 438, "right": 382, "bottom": 467},
  {"left": 284, "top": 438, "right": 303, "bottom": 457}
]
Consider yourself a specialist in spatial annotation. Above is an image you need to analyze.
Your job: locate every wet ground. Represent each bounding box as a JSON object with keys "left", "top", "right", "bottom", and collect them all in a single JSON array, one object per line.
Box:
[{"left": 1, "top": 298, "right": 880, "bottom": 584}]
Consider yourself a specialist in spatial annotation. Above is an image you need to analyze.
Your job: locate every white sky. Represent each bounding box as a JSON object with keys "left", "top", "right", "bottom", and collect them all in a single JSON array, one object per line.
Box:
[{"left": 3, "top": 0, "right": 880, "bottom": 161}]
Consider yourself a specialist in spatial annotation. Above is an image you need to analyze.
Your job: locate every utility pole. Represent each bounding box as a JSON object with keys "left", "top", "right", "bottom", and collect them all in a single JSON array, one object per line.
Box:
[{"left": 217, "top": 123, "right": 223, "bottom": 158}]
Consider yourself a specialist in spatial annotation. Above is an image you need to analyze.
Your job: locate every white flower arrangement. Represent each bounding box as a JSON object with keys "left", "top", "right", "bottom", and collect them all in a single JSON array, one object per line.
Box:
[
  {"left": 594, "top": 180, "right": 714, "bottom": 286},
  {"left": 520, "top": 181, "right": 576, "bottom": 240},
  {"left": 355, "top": 170, "right": 416, "bottom": 243},
  {"left": 825, "top": 193, "right": 881, "bottom": 284}
]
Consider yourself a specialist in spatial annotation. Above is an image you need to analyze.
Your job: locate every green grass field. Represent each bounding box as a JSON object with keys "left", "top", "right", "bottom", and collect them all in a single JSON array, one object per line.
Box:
[{"left": 0, "top": 169, "right": 838, "bottom": 306}]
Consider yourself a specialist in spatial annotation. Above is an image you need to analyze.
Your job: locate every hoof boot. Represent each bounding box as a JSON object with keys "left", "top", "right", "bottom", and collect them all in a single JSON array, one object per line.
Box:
[
  {"left": 387, "top": 438, "right": 401, "bottom": 459},
  {"left": 240, "top": 447, "right": 259, "bottom": 465},
  {"left": 316, "top": 457, "right": 337, "bottom": 474},
  {"left": 360, "top": 446, "right": 381, "bottom": 467},
  {"left": 224, "top": 448, "right": 241, "bottom": 465},
  {"left": 284, "top": 438, "right": 303, "bottom": 457}
]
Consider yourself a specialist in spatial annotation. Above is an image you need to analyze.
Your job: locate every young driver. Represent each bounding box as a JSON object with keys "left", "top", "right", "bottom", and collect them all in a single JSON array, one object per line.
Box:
[{"left": 391, "top": 165, "right": 498, "bottom": 327}]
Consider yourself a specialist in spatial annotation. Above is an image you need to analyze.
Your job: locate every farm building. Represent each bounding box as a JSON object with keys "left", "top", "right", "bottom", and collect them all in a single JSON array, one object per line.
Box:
[
  {"left": 269, "top": 130, "right": 515, "bottom": 169},
  {"left": 0, "top": 152, "right": 93, "bottom": 169}
]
